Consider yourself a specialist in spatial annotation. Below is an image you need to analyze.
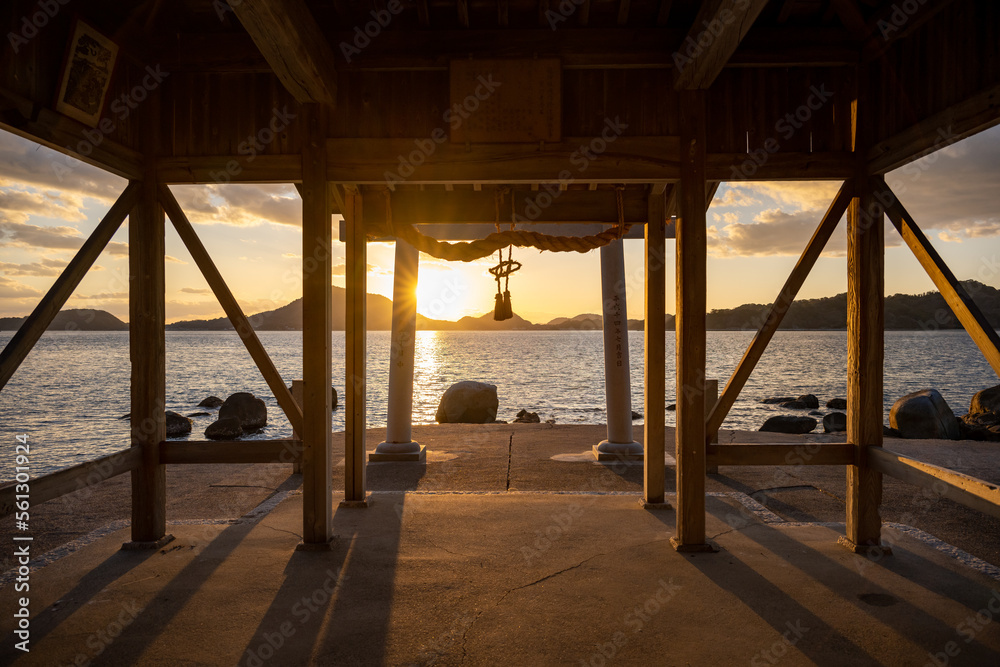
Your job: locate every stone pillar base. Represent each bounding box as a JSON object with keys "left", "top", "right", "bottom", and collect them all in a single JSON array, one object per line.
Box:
[
  {"left": 670, "top": 537, "right": 720, "bottom": 553},
  {"left": 593, "top": 440, "right": 644, "bottom": 461},
  {"left": 121, "top": 534, "right": 175, "bottom": 551},
  {"left": 837, "top": 536, "right": 892, "bottom": 556},
  {"left": 370, "top": 442, "right": 426, "bottom": 462}
]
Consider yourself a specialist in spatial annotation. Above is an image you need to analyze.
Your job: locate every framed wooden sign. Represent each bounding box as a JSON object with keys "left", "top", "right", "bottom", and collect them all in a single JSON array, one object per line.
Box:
[
  {"left": 449, "top": 59, "right": 561, "bottom": 144},
  {"left": 54, "top": 20, "right": 119, "bottom": 127}
]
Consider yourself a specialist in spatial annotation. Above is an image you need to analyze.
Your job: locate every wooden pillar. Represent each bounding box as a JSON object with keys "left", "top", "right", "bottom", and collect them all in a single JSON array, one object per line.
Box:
[
  {"left": 299, "top": 104, "right": 335, "bottom": 548},
  {"left": 841, "top": 173, "right": 888, "bottom": 554},
  {"left": 126, "top": 168, "right": 171, "bottom": 549},
  {"left": 595, "top": 238, "right": 642, "bottom": 460},
  {"left": 672, "top": 90, "right": 715, "bottom": 552},
  {"left": 704, "top": 379, "right": 720, "bottom": 475},
  {"left": 643, "top": 192, "right": 667, "bottom": 505},
  {"left": 344, "top": 190, "right": 368, "bottom": 504},
  {"left": 291, "top": 380, "right": 304, "bottom": 474},
  {"left": 371, "top": 239, "right": 425, "bottom": 462}
]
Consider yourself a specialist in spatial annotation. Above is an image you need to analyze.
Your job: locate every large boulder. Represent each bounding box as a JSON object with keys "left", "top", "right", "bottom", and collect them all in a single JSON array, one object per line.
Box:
[
  {"left": 779, "top": 400, "right": 809, "bottom": 410},
  {"left": 166, "top": 411, "right": 192, "bottom": 437},
  {"left": 823, "top": 412, "right": 847, "bottom": 433},
  {"left": 198, "top": 396, "right": 224, "bottom": 408},
  {"left": 219, "top": 392, "right": 267, "bottom": 430},
  {"left": 435, "top": 381, "right": 499, "bottom": 424},
  {"left": 760, "top": 416, "right": 817, "bottom": 434},
  {"left": 205, "top": 417, "right": 243, "bottom": 440},
  {"left": 957, "top": 412, "right": 1000, "bottom": 442},
  {"left": 826, "top": 398, "right": 847, "bottom": 410},
  {"left": 970, "top": 385, "right": 1000, "bottom": 415},
  {"left": 889, "top": 389, "right": 959, "bottom": 440},
  {"left": 797, "top": 394, "right": 819, "bottom": 409}
]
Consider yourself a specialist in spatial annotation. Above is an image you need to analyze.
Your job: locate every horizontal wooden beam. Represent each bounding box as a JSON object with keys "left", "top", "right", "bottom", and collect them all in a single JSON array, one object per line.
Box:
[
  {"left": 0, "top": 87, "right": 143, "bottom": 179},
  {"left": 868, "top": 82, "right": 1000, "bottom": 174},
  {"left": 0, "top": 447, "right": 142, "bottom": 516},
  {"left": 338, "top": 221, "right": 674, "bottom": 242},
  {"left": 868, "top": 448, "right": 1000, "bottom": 521},
  {"left": 160, "top": 440, "right": 302, "bottom": 464},
  {"left": 157, "top": 29, "right": 858, "bottom": 73},
  {"left": 706, "top": 152, "right": 855, "bottom": 180},
  {"left": 877, "top": 177, "right": 1000, "bottom": 377},
  {"left": 0, "top": 182, "right": 142, "bottom": 392},
  {"left": 674, "top": 0, "right": 770, "bottom": 90},
  {"left": 156, "top": 155, "right": 303, "bottom": 183},
  {"left": 707, "top": 443, "right": 854, "bottom": 467},
  {"left": 228, "top": 0, "right": 337, "bottom": 105}
]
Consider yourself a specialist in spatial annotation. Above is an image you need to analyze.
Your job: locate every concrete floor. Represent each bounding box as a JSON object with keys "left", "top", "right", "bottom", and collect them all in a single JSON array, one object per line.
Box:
[{"left": 2, "top": 424, "right": 1000, "bottom": 665}]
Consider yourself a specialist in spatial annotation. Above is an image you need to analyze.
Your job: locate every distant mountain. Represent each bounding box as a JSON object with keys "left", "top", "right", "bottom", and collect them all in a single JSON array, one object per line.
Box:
[
  {"left": 696, "top": 280, "right": 1000, "bottom": 331},
  {"left": 0, "top": 309, "right": 128, "bottom": 332},
  {"left": 6, "top": 281, "right": 998, "bottom": 333}
]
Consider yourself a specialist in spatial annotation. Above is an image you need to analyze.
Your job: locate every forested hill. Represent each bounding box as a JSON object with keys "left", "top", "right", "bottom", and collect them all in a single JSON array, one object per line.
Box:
[{"left": 700, "top": 280, "right": 1000, "bottom": 330}]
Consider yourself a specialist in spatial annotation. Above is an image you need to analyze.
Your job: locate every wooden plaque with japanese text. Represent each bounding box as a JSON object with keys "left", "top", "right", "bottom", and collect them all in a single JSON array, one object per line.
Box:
[{"left": 449, "top": 59, "right": 561, "bottom": 144}]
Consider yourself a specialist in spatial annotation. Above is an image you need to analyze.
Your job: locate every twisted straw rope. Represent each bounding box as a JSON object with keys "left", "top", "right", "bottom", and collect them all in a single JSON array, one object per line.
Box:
[{"left": 379, "top": 186, "right": 631, "bottom": 262}]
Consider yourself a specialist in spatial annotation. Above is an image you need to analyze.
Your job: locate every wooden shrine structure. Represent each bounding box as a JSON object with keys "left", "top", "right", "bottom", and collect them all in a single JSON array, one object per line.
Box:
[{"left": 1, "top": 0, "right": 1000, "bottom": 553}]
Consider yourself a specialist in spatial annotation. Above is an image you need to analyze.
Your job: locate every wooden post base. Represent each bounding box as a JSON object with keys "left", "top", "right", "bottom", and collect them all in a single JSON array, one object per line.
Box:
[
  {"left": 370, "top": 443, "right": 426, "bottom": 463},
  {"left": 295, "top": 538, "right": 337, "bottom": 552},
  {"left": 670, "top": 537, "right": 719, "bottom": 553},
  {"left": 339, "top": 496, "right": 371, "bottom": 509},
  {"left": 837, "top": 535, "right": 893, "bottom": 556},
  {"left": 640, "top": 500, "right": 673, "bottom": 510},
  {"left": 593, "top": 442, "right": 644, "bottom": 461},
  {"left": 121, "top": 534, "right": 175, "bottom": 551}
]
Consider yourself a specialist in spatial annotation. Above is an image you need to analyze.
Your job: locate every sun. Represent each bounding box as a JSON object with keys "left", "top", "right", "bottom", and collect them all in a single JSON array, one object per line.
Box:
[{"left": 415, "top": 267, "right": 481, "bottom": 321}]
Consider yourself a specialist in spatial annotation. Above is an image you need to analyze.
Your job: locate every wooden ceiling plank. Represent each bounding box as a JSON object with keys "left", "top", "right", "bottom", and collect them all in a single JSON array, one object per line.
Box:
[{"left": 673, "top": 0, "right": 771, "bottom": 90}]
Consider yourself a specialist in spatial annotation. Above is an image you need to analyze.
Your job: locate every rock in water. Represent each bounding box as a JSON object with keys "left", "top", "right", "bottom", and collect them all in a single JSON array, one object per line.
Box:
[
  {"left": 889, "top": 389, "right": 959, "bottom": 440},
  {"left": 970, "top": 385, "right": 1000, "bottom": 414},
  {"left": 797, "top": 394, "right": 819, "bottom": 409},
  {"left": 332, "top": 386, "right": 338, "bottom": 410},
  {"left": 166, "top": 411, "right": 192, "bottom": 437},
  {"left": 514, "top": 409, "right": 540, "bottom": 423},
  {"left": 762, "top": 397, "right": 797, "bottom": 405},
  {"left": 826, "top": 398, "right": 847, "bottom": 410},
  {"left": 957, "top": 412, "right": 1000, "bottom": 441},
  {"left": 198, "top": 396, "right": 224, "bottom": 408},
  {"left": 883, "top": 425, "right": 903, "bottom": 438},
  {"left": 435, "top": 381, "right": 499, "bottom": 424},
  {"left": 760, "top": 415, "right": 817, "bottom": 434},
  {"left": 780, "top": 400, "right": 809, "bottom": 410},
  {"left": 823, "top": 412, "right": 847, "bottom": 433},
  {"left": 206, "top": 417, "right": 243, "bottom": 440},
  {"left": 666, "top": 404, "right": 676, "bottom": 411},
  {"left": 631, "top": 410, "right": 642, "bottom": 420},
  {"left": 220, "top": 392, "right": 267, "bottom": 430}
]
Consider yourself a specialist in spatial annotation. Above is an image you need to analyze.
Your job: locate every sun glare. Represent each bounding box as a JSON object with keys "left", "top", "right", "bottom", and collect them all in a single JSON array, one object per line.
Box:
[{"left": 416, "top": 268, "right": 477, "bottom": 321}]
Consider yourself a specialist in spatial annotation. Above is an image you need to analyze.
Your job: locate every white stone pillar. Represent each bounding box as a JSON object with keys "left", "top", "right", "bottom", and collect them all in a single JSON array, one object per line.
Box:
[
  {"left": 371, "top": 239, "right": 425, "bottom": 462},
  {"left": 594, "top": 239, "right": 643, "bottom": 460}
]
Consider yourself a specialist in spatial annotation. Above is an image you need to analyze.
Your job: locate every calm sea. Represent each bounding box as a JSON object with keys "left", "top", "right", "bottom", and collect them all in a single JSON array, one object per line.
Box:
[{"left": 0, "top": 330, "right": 995, "bottom": 478}]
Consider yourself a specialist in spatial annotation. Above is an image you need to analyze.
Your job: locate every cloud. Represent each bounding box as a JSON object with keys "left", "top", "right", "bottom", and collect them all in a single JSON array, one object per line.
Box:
[
  {"left": 180, "top": 287, "right": 212, "bottom": 295},
  {"left": 168, "top": 184, "right": 301, "bottom": 228},
  {"left": 937, "top": 231, "right": 963, "bottom": 243},
  {"left": 712, "top": 187, "right": 760, "bottom": 208},
  {"left": 0, "top": 258, "right": 71, "bottom": 276},
  {"left": 710, "top": 208, "right": 899, "bottom": 257},
  {"left": 0, "top": 131, "right": 125, "bottom": 204},
  {"left": 885, "top": 124, "right": 1000, "bottom": 239},
  {"left": 0, "top": 276, "right": 44, "bottom": 299},
  {"left": 0, "top": 220, "right": 83, "bottom": 250},
  {"left": 739, "top": 181, "right": 842, "bottom": 212},
  {"left": 75, "top": 291, "right": 128, "bottom": 301}
]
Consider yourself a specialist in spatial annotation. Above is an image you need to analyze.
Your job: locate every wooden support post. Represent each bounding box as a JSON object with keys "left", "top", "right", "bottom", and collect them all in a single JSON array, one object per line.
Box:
[
  {"left": 299, "top": 104, "right": 335, "bottom": 549},
  {"left": 126, "top": 169, "right": 172, "bottom": 549},
  {"left": 841, "top": 174, "right": 888, "bottom": 555},
  {"left": 291, "top": 380, "right": 304, "bottom": 474},
  {"left": 160, "top": 185, "right": 304, "bottom": 435},
  {"left": 0, "top": 182, "right": 140, "bottom": 393},
  {"left": 344, "top": 189, "right": 368, "bottom": 505},
  {"left": 643, "top": 191, "right": 667, "bottom": 506},
  {"left": 672, "top": 89, "right": 715, "bottom": 552},
  {"left": 876, "top": 177, "right": 1000, "bottom": 377},
  {"left": 372, "top": 239, "right": 425, "bottom": 462},
  {"left": 704, "top": 379, "right": 720, "bottom": 474},
  {"left": 706, "top": 183, "right": 852, "bottom": 440}
]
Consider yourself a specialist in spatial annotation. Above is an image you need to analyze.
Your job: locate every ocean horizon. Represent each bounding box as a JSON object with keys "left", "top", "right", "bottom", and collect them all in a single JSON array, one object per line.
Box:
[{"left": 1, "top": 328, "right": 994, "bottom": 480}]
